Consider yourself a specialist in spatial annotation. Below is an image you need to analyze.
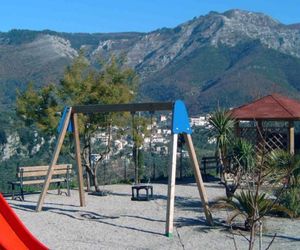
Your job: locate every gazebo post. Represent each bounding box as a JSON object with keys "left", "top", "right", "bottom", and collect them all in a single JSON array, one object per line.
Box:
[
  {"left": 256, "top": 120, "right": 263, "bottom": 147},
  {"left": 288, "top": 121, "right": 295, "bottom": 155},
  {"left": 234, "top": 121, "right": 240, "bottom": 137}
]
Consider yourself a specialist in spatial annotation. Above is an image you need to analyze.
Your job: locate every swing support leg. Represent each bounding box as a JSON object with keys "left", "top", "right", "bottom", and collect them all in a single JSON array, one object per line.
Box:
[
  {"left": 184, "top": 134, "right": 213, "bottom": 225},
  {"left": 165, "top": 134, "right": 178, "bottom": 237},
  {"left": 72, "top": 113, "right": 86, "bottom": 207},
  {"left": 36, "top": 107, "right": 72, "bottom": 212}
]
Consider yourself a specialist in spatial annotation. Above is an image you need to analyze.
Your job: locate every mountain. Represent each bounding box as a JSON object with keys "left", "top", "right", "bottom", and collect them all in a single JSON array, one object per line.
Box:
[{"left": 1, "top": 9, "right": 300, "bottom": 113}]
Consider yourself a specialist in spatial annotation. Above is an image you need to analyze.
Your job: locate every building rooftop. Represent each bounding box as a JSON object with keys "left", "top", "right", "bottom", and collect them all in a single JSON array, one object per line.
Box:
[{"left": 230, "top": 93, "right": 300, "bottom": 120}]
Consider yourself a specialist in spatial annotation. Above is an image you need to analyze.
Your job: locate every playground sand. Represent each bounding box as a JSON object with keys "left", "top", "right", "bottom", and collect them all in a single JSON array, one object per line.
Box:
[{"left": 7, "top": 182, "right": 300, "bottom": 250}]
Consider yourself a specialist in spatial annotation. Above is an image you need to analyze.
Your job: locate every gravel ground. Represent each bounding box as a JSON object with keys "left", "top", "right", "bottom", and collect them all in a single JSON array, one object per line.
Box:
[{"left": 7, "top": 182, "right": 300, "bottom": 250}]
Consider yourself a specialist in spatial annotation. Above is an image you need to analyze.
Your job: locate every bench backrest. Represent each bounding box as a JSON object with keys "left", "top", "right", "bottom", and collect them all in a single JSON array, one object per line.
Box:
[
  {"left": 201, "top": 157, "right": 218, "bottom": 165},
  {"left": 18, "top": 164, "right": 72, "bottom": 178}
]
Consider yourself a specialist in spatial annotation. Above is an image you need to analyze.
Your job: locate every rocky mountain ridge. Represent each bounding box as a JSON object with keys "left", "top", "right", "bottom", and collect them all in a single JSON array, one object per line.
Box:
[
  {"left": 91, "top": 9, "right": 300, "bottom": 76},
  {"left": 1, "top": 9, "right": 300, "bottom": 112}
]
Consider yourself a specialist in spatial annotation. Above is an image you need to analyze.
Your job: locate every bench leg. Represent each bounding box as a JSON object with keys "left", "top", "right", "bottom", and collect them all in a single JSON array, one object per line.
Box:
[
  {"left": 57, "top": 182, "right": 61, "bottom": 195},
  {"left": 146, "top": 188, "right": 150, "bottom": 201},
  {"left": 11, "top": 184, "right": 15, "bottom": 200},
  {"left": 66, "top": 180, "right": 71, "bottom": 196},
  {"left": 20, "top": 186, "right": 24, "bottom": 201}
]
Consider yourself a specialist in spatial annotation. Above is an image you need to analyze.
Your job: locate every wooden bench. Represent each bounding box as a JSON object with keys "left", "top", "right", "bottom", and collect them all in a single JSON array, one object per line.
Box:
[
  {"left": 201, "top": 156, "right": 220, "bottom": 181},
  {"left": 8, "top": 164, "right": 72, "bottom": 201},
  {"left": 131, "top": 184, "right": 153, "bottom": 201}
]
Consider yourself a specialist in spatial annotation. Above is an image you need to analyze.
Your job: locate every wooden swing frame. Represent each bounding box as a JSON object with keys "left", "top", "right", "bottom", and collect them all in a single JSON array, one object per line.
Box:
[{"left": 35, "top": 101, "right": 212, "bottom": 237}]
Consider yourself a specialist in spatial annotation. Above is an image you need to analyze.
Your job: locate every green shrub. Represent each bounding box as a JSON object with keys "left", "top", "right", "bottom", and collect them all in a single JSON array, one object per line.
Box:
[{"left": 279, "top": 187, "right": 300, "bottom": 218}]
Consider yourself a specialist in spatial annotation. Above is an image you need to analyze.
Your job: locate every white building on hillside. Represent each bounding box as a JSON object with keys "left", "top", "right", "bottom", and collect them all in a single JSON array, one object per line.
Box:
[{"left": 190, "top": 116, "right": 209, "bottom": 127}]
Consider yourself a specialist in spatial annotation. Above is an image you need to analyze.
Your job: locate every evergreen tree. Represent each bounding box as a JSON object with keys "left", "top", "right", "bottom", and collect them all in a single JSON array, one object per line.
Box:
[{"left": 16, "top": 54, "right": 138, "bottom": 192}]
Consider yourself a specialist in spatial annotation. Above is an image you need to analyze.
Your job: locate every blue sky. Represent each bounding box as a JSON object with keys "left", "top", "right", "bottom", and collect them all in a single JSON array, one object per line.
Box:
[{"left": 0, "top": 0, "right": 299, "bottom": 33}]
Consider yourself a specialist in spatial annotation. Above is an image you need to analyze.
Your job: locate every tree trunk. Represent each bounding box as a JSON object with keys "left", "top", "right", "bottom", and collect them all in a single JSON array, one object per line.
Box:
[
  {"left": 180, "top": 145, "right": 183, "bottom": 179},
  {"left": 248, "top": 221, "right": 256, "bottom": 250},
  {"left": 133, "top": 145, "right": 139, "bottom": 184},
  {"left": 218, "top": 147, "right": 225, "bottom": 182},
  {"left": 124, "top": 159, "right": 127, "bottom": 181},
  {"left": 84, "top": 143, "right": 93, "bottom": 191},
  {"left": 152, "top": 161, "right": 156, "bottom": 180},
  {"left": 85, "top": 167, "right": 91, "bottom": 192},
  {"left": 92, "top": 170, "right": 100, "bottom": 192},
  {"left": 259, "top": 220, "right": 263, "bottom": 250},
  {"left": 225, "top": 182, "right": 238, "bottom": 199}
]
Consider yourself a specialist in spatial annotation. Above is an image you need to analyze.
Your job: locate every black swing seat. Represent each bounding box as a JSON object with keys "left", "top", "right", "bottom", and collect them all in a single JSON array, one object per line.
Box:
[{"left": 131, "top": 184, "right": 153, "bottom": 201}]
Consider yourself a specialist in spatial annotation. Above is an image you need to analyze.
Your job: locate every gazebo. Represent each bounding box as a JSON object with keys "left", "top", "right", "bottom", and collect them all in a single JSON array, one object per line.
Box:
[{"left": 230, "top": 93, "right": 300, "bottom": 154}]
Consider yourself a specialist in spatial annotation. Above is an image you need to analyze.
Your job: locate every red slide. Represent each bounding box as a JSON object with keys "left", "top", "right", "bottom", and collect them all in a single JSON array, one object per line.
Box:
[{"left": 0, "top": 193, "right": 48, "bottom": 250}]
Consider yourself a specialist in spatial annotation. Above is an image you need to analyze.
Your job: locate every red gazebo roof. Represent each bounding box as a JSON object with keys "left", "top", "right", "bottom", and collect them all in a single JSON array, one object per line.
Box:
[{"left": 230, "top": 94, "right": 300, "bottom": 120}]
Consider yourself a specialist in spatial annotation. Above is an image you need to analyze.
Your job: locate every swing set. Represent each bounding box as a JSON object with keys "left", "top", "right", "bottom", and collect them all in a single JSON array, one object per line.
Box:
[{"left": 35, "top": 100, "right": 213, "bottom": 237}]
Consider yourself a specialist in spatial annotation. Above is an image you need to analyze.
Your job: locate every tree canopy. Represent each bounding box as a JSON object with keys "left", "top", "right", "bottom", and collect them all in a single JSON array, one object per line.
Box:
[
  {"left": 16, "top": 53, "right": 138, "bottom": 135},
  {"left": 16, "top": 53, "right": 138, "bottom": 191}
]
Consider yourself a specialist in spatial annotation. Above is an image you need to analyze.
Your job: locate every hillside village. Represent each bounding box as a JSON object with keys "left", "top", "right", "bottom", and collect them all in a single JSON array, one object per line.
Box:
[
  {"left": 0, "top": 113, "right": 209, "bottom": 163},
  {"left": 90, "top": 114, "right": 210, "bottom": 163}
]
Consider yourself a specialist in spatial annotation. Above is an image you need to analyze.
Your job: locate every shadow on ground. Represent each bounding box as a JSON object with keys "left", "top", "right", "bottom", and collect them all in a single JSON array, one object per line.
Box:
[
  {"left": 10, "top": 202, "right": 166, "bottom": 237},
  {"left": 176, "top": 216, "right": 228, "bottom": 232}
]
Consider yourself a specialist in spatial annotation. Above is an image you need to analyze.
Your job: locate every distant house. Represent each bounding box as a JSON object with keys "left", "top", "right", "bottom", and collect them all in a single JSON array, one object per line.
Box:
[
  {"left": 155, "top": 145, "right": 169, "bottom": 155},
  {"left": 114, "top": 140, "right": 123, "bottom": 150},
  {"left": 153, "top": 137, "right": 165, "bottom": 143},
  {"left": 162, "top": 129, "right": 171, "bottom": 135},
  {"left": 190, "top": 116, "right": 208, "bottom": 127},
  {"left": 91, "top": 154, "right": 101, "bottom": 165},
  {"left": 160, "top": 115, "right": 167, "bottom": 122}
]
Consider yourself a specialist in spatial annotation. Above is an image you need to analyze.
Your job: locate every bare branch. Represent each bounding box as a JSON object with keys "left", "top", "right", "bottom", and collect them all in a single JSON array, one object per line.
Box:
[
  {"left": 238, "top": 230, "right": 250, "bottom": 242},
  {"left": 265, "top": 233, "right": 277, "bottom": 250},
  {"left": 230, "top": 225, "right": 239, "bottom": 250}
]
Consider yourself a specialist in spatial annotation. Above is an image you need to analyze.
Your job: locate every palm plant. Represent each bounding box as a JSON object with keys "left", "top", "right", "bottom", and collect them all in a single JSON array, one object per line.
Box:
[
  {"left": 208, "top": 109, "right": 235, "bottom": 180},
  {"left": 214, "top": 189, "right": 292, "bottom": 250},
  {"left": 267, "top": 150, "right": 300, "bottom": 217},
  {"left": 215, "top": 190, "right": 292, "bottom": 230},
  {"left": 213, "top": 143, "right": 296, "bottom": 250},
  {"left": 208, "top": 110, "right": 256, "bottom": 198},
  {"left": 279, "top": 187, "right": 300, "bottom": 217},
  {"left": 267, "top": 149, "right": 300, "bottom": 187},
  {"left": 223, "top": 139, "right": 255, "bottom": 198},
  {"left": 232, "top": 138, "right": 255, "bottom": 174}
]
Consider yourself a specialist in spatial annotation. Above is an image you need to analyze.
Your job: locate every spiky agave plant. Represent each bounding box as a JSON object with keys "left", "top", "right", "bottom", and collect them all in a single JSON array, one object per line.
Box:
[
  {"left": 232, "top": 138, "right": 255, "bottom": 174},
  {"left": 214, "top": 190, "right": 292, "bottom": 230},
  {"left": 267, "top": 149, "right": 300, "bottom": 187},
  {"left": 222, "top": 139, "right": 255, "bottom": 198},
  {"left": 267, "top": 149, "right": 300, "bottom": 217}
]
